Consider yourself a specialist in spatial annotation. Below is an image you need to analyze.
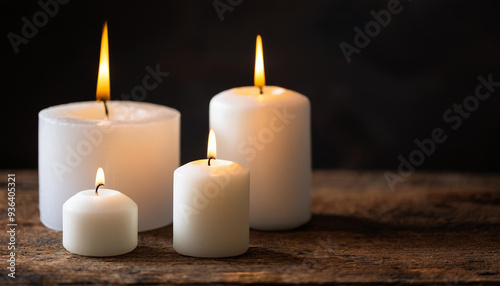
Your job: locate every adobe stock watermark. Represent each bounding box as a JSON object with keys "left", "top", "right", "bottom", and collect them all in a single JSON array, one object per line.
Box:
[
  {"left": 6, "top": 174, "right": 17, "bottom": 279},
  {"left": 51, "top": 63, "right": 169, "bottom": 181},
  {"left": 212, "top": 0, "right": 243, "bottom": 22},
  {"left": 120, "top": 64, "right": 169, "bottom": 101},
  {"left": 176, "top": 164, "right": 244, "bottom": 223},
  {"left": 280, "top": 235, "right": 335, "bottom": 280},
  {"left": 339, "top": 0, "right": 406, "bottom": 64},
  {"left": 385, "top": 74, "right": 499, "bottom": 191},
  {"left": 7, "top": 0, "right": 71, "bottom": 54},
  {"left": 237, "top": 106, "right": 297, "bottom": 162},
  {"left": 51, "top": 122, "right": 114, "bottom": 182}
]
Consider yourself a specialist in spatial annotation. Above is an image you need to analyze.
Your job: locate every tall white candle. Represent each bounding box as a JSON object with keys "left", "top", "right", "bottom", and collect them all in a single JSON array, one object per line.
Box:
[
  {"left": 63, "top": 168, "right": 138, "bottom": 256},
  {"left": 173, "top": 130, "right": 249, "bottom": 258},
  {"left": 209, "top": 36, "right": 311, "bottom": 231},
  {"left": 39, "top": 101, "right": 180, "bottom": 231}
]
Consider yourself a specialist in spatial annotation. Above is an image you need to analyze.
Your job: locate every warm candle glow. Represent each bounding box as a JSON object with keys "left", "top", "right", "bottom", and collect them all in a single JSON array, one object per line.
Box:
[
  {"left": 96, "top": 22, "right": 110, "bottom": 102},
  {"left": 254, "top": 35, "right": 265, "bottom": 89},
  {"left": 95, "top": 167, "right": 105, "bottom": 187},
  {"left": 207, "top": 129, "right": 217, "bottom": 159}
]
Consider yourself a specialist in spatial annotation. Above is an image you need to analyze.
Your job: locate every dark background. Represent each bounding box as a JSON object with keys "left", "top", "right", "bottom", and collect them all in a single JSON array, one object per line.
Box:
[{"left": 1, "top": 0, "right": 499, "bottom": 171}]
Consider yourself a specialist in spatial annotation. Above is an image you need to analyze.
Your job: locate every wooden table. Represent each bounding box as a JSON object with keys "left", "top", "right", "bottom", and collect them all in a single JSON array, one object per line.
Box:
[{"left": 1, "top": 170, "right": 499, "bottom": 285}]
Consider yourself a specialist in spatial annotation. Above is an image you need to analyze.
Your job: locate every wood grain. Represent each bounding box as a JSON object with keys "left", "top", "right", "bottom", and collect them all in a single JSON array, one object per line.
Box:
[{"left": 0, "top": 170, "right": 499, "bottom": 285}]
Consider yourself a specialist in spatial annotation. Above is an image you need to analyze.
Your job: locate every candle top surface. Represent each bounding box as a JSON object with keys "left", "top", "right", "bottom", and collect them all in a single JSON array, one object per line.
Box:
[
  {"left": 39, "top": 101, "right": 179, "bottom": 125},
  {"left": 175, "top": 159, "right": 249, "bottom": 178},
  {"left": 80, "top": 188, "right": 119, "bottom": 197},
  {"left": 211, "top": 86, "right": 308, "bottom": 108},
  {"left": 63, "top": 189, "right": 138, "bottom": 213}
]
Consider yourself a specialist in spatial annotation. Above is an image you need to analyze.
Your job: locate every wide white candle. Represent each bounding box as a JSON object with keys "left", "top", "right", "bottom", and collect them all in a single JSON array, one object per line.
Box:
[
  {"left": 209, "top": 36, "right": 311, "bottom": 231},
  {"left": 39, "top": 101, "right": 180, "bottom": 231},
  {"left": 39, "top": 23, "right": 180, "bottom": 232},
  {"left": 63, "top": 168, "right": 138, "bottom": 256},
  {"left": 173, "top": 130, "right": 249, "bottom": 258}
]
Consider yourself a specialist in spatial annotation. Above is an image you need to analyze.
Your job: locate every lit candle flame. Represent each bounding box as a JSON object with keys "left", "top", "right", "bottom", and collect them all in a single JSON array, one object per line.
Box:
[
  {"left": 207, "top": 129, "right": 217, "bottom": 160},
  {"left": 96, "top": 22, "right": 110, "bottom": 102},
  {"left": 254, "top": 35, "right": 265, "bottom": 90},
  {"left": 95, "top": 167, "right": 105, "bottom": 187}
]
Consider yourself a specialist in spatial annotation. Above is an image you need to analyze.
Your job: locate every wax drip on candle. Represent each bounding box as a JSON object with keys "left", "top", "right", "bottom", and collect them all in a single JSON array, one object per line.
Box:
[
  {"left": 95, "top": 168, "right": 105, "bottom": 195},
  {"left": 207, "top": 129, "right": 217, "bottom": 166},
  {"left": 254, "top": 35, "right": 265, "bottom": 95}
]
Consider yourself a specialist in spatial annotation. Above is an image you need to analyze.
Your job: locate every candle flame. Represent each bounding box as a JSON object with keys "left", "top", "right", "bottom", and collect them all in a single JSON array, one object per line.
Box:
[
  {"left": 96, "top": 22, "right": 110, "bottom": 102},
  {"left": 207, "top": 129, "right": 217, "bottom": 159},
  {"left": 95, "top": 167, "right": 105, "bottom": 187},
  {"left": 254, "top": 35, "right": 265, "bottom": 89}
]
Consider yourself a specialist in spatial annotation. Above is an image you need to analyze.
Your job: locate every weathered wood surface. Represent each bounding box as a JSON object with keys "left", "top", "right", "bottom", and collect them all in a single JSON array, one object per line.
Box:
[{"left": 0, "top": 170, "right": 499, "bottom": 285}]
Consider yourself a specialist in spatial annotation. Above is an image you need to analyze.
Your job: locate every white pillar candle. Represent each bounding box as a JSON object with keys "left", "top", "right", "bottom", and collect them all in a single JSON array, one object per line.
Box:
[
  {"left": 63, "top": 168, "right": 138, "bottom": 256},
  {"left": 39, "top": 101, "right": 180, "bottom": 231},
  {"left": 209, "top": 36, "right": 311, "bottom": 231},
  {"left": 38, "top": 23, "right": 180, "bottom": 232},
  {"left": 173, "top": 130, "right": 249, "bottom": 258}
]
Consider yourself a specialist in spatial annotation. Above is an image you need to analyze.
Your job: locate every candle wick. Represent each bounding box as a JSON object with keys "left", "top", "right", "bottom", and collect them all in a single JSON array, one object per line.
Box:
[
  {"left": 259, "top": 86, "right": 263, "bottom": 95},
  {"left": 95, "top": 183, "right": 104, "bottom": 195},
  {"left": 100, "top": 100, "right": 109, "bottom": 119},
  {"left": 208, "top": 157, "right": 215, "bottom": 166}
]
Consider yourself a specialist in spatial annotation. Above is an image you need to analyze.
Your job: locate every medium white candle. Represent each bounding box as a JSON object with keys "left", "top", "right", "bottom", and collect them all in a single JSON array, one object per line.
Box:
[
  {"left": 173, "top": 130, "right": 249, "bottom": 258},
  {"left": 38, "top": 22, "right": 180, "bottom": 232},
  {"left": 63, "top": 168, "right": 138, "bottom": 257},
  {"left": 209, "top": 35, "right": 311, "bottom": 231}
]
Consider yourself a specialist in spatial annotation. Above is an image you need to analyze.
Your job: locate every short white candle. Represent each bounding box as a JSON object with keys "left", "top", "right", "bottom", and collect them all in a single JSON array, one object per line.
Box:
[
  {"left": 63, "top": 168, "right": 138, "bottom": 257},
  {"left": 173, "top": 130, "right": 249, "bottom": 258},
  {"left": 38, "top": 23, "right": 180, "bottom": 232},
  {"left": 209, "top": 36, "right": 311, "bottom": 231}
]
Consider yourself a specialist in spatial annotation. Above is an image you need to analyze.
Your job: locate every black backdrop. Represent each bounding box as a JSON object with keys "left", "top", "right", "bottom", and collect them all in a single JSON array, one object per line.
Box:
[{"left": 1, "top": 0, "right": 500, "bottom": 171}]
